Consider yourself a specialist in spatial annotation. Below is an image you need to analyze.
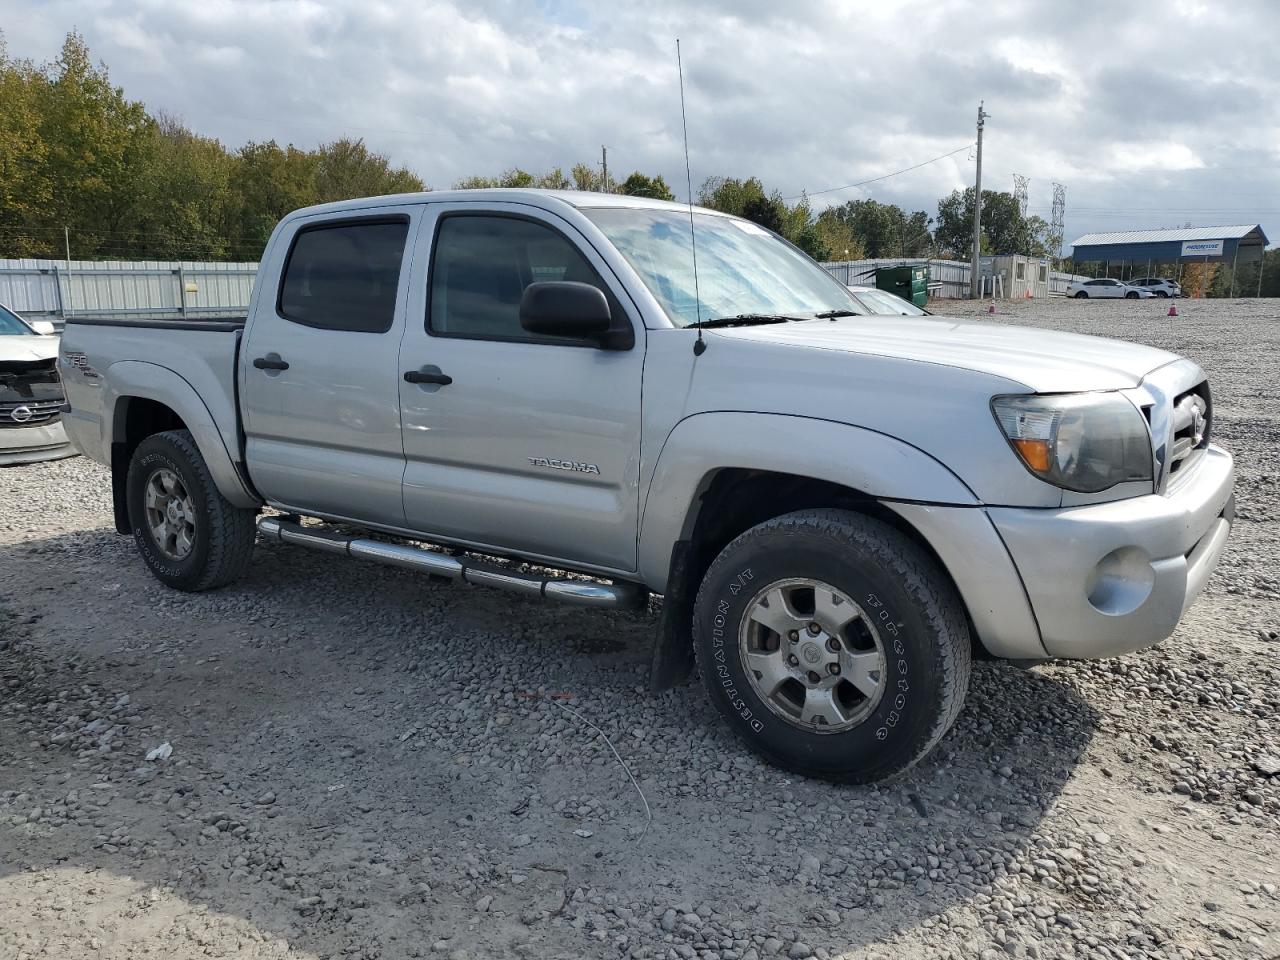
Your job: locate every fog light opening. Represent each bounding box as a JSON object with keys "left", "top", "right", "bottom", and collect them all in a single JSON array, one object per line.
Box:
[{"left": 1086, "top": 546, "right": 1156, "bottom": 617}]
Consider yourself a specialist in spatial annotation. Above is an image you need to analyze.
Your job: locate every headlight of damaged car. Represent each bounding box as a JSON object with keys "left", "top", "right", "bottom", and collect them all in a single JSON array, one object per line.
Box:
[{"left": 991, "top": 393, "right": 1153, "bottom": 493}]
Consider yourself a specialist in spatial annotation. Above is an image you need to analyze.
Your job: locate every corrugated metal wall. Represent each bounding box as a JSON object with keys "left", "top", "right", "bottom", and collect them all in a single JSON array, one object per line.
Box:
[{"left": 0, "top": 259, "right": 257, "bottom": 320}]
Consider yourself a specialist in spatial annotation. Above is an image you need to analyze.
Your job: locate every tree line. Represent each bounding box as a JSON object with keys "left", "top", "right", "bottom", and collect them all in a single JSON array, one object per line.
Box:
[{"left": 2, "top": 31, "right": 1057, "bottom": 266}]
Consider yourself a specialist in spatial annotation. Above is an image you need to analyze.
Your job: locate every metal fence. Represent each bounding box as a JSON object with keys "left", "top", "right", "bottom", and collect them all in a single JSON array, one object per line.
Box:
[
  {"left": 821, "top": 257, "right": 1087, "bottom": 299},
  {"left": 0, "top": 258, "right": 257, "bottom": 323}
]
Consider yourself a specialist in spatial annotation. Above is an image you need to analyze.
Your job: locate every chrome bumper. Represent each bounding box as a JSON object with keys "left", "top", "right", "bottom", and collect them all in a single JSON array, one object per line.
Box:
[{"left": 988, "top": 444, "right": 1235, "bottom": 659}]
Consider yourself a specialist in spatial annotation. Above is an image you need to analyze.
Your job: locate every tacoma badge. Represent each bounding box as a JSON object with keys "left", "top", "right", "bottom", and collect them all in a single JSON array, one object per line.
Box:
[{"left": 528, "top": 456, "right": 600, "bottom": 475}]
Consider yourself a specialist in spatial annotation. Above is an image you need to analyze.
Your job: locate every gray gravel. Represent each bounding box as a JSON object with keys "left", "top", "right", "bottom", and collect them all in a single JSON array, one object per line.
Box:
[{"left": 2, "top": 297, "right": 1278, "bottom": 959}]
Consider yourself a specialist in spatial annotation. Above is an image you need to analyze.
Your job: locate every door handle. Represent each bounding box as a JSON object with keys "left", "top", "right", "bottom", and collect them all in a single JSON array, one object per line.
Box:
[
  {"left": 253, "top": 355, "right": 289, "bottom": 371},
  {"left": 404, "top": 369, "right": 453, "bottom": 385}
]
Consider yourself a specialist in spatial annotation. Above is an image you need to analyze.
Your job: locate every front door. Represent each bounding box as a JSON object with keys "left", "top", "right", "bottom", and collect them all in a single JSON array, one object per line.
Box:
[
  {"left": 240, "top": 207, "right": 420, "bottom": 527},
  {"left": 397, "top": 203, "right": 645, "bottom": 572}
]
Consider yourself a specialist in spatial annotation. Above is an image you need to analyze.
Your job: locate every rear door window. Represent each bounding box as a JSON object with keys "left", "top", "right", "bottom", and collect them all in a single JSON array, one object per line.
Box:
[{"left": 278, "top": 218, "right": 409, "bottom": 333}]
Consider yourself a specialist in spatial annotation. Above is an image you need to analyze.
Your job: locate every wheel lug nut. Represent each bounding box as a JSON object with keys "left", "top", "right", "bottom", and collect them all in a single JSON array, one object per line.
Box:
[
  {"left": 788, "top": 655, "right": 799, "bottom": 666},
  {"left": 826, "top": 638, "right": 840, "bottom": 652},
  {"left": 828, "top": 663, "right": 840, "bottom": 675},
  {"left": 788, "top": 630, "right": 799, "bottom": 643},
  {"left": 807, "top": 671, "right": 821, "bottom": 684},
  {"left": 807, "top": 622, "right": 821, "bottom": 636}
]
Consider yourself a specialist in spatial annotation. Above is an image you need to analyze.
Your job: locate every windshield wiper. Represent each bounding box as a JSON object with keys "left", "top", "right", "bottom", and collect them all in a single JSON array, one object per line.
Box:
[
  {"left": 812, "top": 309, "right": 861, "bottom": 319},
  {"left": 694, "top": 313, "right": 798, "bottom": 329}
]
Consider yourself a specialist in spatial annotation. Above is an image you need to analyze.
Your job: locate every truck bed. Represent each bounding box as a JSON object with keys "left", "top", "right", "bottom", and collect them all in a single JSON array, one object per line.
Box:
[{"left": 59, "top": 316, "right": 246, "bottom": 469}]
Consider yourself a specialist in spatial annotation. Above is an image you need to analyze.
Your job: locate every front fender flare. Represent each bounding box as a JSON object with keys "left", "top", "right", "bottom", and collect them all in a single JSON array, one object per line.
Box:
[
  {"left": 636, "top": 412, "right": 978, "bottom": 589},
  {"left": 106, "top": 360, "right": 258, "bottom": 509}
]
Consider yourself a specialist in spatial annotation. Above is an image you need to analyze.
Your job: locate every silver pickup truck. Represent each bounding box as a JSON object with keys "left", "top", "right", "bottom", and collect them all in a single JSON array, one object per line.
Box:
[{"left": 59, "top": 189, "right": 1235, "bottom": 783}]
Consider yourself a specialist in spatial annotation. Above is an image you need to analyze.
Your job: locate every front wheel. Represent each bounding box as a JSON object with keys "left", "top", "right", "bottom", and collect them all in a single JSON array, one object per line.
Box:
[
  {"left": 126, "top": 430, "right": 257, "bottom": 591},
  {"left": 1125, "top": 291, "right": 1139, "bottom": 299},
  {"left": 1074, "top": 291, "right": 1088, "bottom": 298},
  {"left": 692, "top": 509, "right": 971, "bottom": 783},
  {"left": 1156, "top": 290, "right": 1169, "bottom": 298}
]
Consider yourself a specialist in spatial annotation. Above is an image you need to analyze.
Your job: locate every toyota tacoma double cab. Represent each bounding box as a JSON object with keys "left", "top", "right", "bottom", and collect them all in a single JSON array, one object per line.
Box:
[{"left": 59, "top": 189, "right": 1235, "bottom": 783}]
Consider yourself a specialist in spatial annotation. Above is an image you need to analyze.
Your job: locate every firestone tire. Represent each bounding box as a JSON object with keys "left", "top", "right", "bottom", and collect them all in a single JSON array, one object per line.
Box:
[
  {"left": 126, "top": 430, "right": 256, "bottom": 592},
  {"left": 692, "top": 509, "right": 971, "bottom": 784}
]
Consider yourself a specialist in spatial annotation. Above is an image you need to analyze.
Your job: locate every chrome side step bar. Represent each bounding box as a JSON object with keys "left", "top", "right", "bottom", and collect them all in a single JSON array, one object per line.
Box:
[{"left": 257, "top": 516, "right": 648, "bottom": 611}]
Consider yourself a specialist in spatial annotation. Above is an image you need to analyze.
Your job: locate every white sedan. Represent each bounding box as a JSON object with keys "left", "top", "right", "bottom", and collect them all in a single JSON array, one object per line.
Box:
[
  {"left": 1065, "top": 278, "right": 1154, "bottom": 299},
  {"left": 1, "top": 302, "right": 77, "bottom": 466}
]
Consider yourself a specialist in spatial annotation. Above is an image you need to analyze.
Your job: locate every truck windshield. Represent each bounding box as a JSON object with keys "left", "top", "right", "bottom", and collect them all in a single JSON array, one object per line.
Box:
[
  {"left": 0, "top": 305, "right": 34, "bottom": 335},
  {"left": 582, "top": 207, "right": 862, "bottom": 327}
]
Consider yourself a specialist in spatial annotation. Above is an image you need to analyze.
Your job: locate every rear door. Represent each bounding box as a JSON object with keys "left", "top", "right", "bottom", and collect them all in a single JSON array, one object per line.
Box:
[
  {"left": 396, "top": 202, "right": 645, "bottom": 572},
  {"left": 240, "top": 206, "right": 421, "bottom": 526}
]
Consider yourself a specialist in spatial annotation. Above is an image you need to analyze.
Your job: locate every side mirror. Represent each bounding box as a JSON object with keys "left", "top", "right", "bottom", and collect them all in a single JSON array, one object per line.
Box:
[
  {"left": 520, "top": 281, "right": 627, "bottom": 347},
  {"left": 30, "top": 320, "right": 57, "bottom": 336}
]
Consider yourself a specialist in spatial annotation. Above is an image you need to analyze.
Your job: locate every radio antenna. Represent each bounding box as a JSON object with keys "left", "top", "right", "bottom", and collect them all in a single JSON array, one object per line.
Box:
[{"left": 676, "top": 38, "right": 705, "bottom": 356}]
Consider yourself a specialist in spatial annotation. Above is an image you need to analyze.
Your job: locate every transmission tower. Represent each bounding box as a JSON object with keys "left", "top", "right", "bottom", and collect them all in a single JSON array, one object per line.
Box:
[
  {"left": 1049, "top": 182, "right": 1066, "bottom": 266},
  {"left": 1012, "top": 174, "right": 1029, "bottom": 218}
]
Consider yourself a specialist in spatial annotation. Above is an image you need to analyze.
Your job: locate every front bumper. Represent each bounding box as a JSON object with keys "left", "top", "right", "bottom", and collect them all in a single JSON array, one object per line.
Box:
[
  {"left": 988, "top": 444, "right": 1234, "bottom": 658},
  {"left": 0, "top": 421, "right": 78, "bottom": 467}
]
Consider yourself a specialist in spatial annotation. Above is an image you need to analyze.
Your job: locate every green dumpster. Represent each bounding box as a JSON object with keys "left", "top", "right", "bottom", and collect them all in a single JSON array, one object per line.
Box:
[{"left": 876, "top": 265, "right": 929, "bottom": 308}]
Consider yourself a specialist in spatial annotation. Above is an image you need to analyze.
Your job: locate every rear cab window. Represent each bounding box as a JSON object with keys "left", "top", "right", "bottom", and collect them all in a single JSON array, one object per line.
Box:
[{"left": 278, "top": 218, "right": 410, "bottom": 333}]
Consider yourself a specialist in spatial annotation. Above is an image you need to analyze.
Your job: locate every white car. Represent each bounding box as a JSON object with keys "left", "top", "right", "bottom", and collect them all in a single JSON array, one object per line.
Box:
[
  {"left": 1, "top": 303, "right": 76, "bottom": 466},
  {"left": 845, "top": 284, "right": 929, "bottom": 316},
  {"left": 1128, "top": 277, "right": 1182, "bottom": 298},
  {"left": 1066, "top": 278, "right": 1154, "bottom": 299}
]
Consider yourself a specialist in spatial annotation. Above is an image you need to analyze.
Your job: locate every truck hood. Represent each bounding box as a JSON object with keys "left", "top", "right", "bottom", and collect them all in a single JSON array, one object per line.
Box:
[
  {"left": 0, "top": 335, "right": 59, "bottom": 363},
  {"left": 712, "top": 314, "right": 1178, "bottom": 393}
]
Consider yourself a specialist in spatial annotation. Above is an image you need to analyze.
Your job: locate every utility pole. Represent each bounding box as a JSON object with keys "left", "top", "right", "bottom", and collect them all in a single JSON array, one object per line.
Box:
[
  {"left": 969, "top": 101, "right": 989, "bottom": 300},
  {"left": 601, "top": 145, "right": 609, "bottom": 193}
]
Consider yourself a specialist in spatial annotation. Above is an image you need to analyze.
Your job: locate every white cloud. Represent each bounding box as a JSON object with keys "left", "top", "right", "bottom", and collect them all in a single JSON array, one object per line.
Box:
[{"left": 2, "top": 0, "right": 1277, "bottom": 241}]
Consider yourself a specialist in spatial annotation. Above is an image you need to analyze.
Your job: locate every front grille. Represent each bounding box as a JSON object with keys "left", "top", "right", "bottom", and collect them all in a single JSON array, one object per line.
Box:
[
  {"left": 0, "top": 357, "right": 64, "bottom": 428},
  {"left": 1167, "top": 382, "right": 1211, "bottom": 479},
  {"left": 0, "top": 398, "right": 63, "bottom": 428}
]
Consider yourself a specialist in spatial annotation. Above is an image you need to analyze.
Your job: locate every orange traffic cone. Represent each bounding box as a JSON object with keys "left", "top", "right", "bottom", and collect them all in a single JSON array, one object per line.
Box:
[
  {"left": 1167, "top": 304, "right": 1178, "bottom": 317},
  {"left": 1024, "top": 288, "right": 1032, "bottom": 299},
  {"left": 987, "top": 303, "right": 996, "bottom": 315}
]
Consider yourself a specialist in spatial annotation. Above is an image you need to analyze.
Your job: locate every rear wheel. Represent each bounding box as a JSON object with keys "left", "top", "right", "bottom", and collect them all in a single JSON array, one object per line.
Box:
[
  {"left": 692, "top": 509, "right": 971, "bottom": 783},
  {"left": 126, "top": 430, "right": 256, "bottom": 591},
  {"left": 1074, "top": 291, "right": 1088, "bottom": 299}
]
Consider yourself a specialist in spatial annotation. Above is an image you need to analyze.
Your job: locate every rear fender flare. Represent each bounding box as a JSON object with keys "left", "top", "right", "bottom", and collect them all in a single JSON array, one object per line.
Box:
[{"left": 106, "top": 361, "right": 258, "bottom": 509}]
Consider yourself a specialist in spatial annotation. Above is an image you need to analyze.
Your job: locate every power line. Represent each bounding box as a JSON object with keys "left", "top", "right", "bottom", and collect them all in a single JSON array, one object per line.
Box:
[{"left": 784, "top": 144, "right": 974, "bottom": 202}]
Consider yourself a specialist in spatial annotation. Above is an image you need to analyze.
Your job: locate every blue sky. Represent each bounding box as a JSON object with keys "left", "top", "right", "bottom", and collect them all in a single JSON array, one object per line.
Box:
[{"left": 3, "top": 0, "right": 1277, "bottom": 249}]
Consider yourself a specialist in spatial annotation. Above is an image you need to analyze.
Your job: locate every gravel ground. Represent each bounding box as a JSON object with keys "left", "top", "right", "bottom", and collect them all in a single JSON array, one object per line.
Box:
[{"left": 2, "top": 297, "right": 1278, "bottom": 960}]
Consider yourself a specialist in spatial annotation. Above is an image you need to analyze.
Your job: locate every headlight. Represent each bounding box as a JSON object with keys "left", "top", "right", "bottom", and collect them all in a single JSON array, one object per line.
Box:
[{"left": 991, "top": 393, "right": 1153, "bottom": 493}]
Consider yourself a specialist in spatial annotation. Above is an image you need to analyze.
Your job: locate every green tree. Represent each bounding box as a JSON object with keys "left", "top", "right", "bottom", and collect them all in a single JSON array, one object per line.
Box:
[
  {"left": 812, "top": 211, "right": 865, "bottom": 261},
  {"left": 0, "top": 36, "right": 53, "bottom": 257},
  {"left": 31, "top": 31, "right": 152, "bottom": 258},
  {"left": 818, "top": 199, "right": 931, "bottom": 259},
  {"left": 126, "top": 112, "right": 236, "bottom": 260},
  {"left": 226, "top": 140, "right": 319, "bottom": 260},
  {"left": 935, "top": 188, "right": 1036, "bottom": 258},
  {"left": 314, "top": 137, "right": 424, "bottom": 203},
  {"left": 617, "top": 171, "right": 675, "bottom": 201}
]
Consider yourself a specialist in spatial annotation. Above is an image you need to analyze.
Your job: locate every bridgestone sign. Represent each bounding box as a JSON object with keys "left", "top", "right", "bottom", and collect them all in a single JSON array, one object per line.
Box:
[{"left": 1181, "top": 239, "right": 1224, "bottom": 257}]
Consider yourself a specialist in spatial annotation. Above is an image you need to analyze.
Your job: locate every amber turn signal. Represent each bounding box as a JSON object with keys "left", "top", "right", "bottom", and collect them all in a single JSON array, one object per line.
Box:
[{"left": 1012, "top": 438, "right": 1052, "bottom": 473}]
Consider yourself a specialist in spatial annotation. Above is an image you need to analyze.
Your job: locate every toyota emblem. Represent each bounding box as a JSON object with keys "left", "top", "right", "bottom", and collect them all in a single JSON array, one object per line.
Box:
[{"left": 10, "top": 405, "right": 33, "bottom": 424}]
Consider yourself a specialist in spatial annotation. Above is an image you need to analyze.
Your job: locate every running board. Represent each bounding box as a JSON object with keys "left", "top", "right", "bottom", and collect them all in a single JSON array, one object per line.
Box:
[{"left": 256, "top": 516, "right": 648, "bottom": 611}]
